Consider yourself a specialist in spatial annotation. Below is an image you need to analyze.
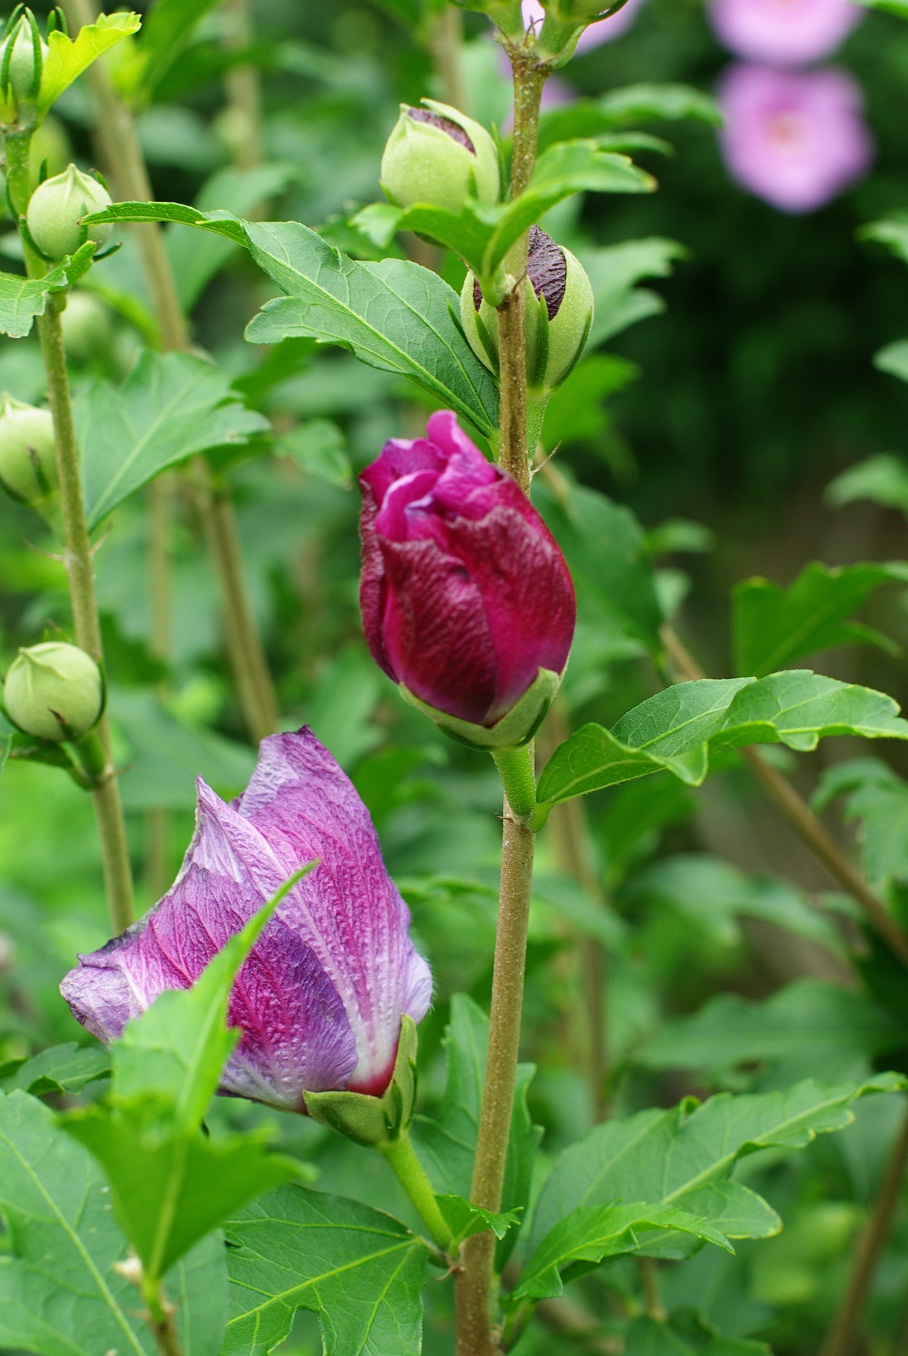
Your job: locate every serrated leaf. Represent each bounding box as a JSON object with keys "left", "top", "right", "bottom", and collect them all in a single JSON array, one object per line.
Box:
[
  {"left": 0, "top": 1090, "right": 227, "bottom": 1356},
  {"left": 528, "top": 1073, "right": 903, "bottom": 1265},
  {"left": 826, "top": 453, "right": 908, "bottom": 514},
  {"left": 222, "top": 1186, "right": 428, "bottom": 1356},
  {"left": 36, "top": 13, "right": 142, "bottom": 116},
  {"left": 813, "top": 757, "right": 908, "bottom": 884},
  {"left": 733, "top": 561, "right": 908, "bottom": 677},
  {"left": 435, "top": 1194, "right": 522, "bottom": 1247},
  {"left": 0, "top": 1042, "right": 109, "bottom": 1096},
  {"left": 633, "top": 980, "right": 908, "bottom": 1081},
  {"left": 537, "top": 672, "right": 908, "bottom": 808},
  {"left": 511, "top": 1202, "right": 732, "bottom": 1306},
  {"left": 77, "top": 349, "right": 269, "bottom": 529},
  {"left": 412, "top": 994, "right": 540, "bottom": 1266}
]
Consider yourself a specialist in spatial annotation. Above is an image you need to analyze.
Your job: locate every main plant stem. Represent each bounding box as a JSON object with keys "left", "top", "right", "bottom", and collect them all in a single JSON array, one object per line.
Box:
[
  {"left": 661, "top": 625, "right": 908, "bottom": 971},
  {"left": 63, "top": 0, "right": 280, "bottom": 747},
  {"left": 455, "top": 45, "right": 548, "bottom": 1356},
  {"left": 820, "top": 1101, "right": 908, "bottom": 1356},
  {"left": 5, "top": 131, "right": 135, "bottom": 935}
]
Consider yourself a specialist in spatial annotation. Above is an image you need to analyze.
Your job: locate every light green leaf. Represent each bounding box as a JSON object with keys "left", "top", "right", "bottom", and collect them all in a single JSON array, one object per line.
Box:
[
  {"left": 37, "top": 13, "right": 142, "bottom": 115},
  {"left": 597, "top": 83, "right": 723, "bottom": 128},
  {"left": 634, "top": 980, "right": 908, "bottom": 1081},
  {"left": 826, "top": 453, "right": 908, "bottom": 514},
  {"left": 77, "top": 349, "right": 269, "bottom": 529},
  {"left": 860, "top": 215, "right": 908, "bottom": 265},
  {"left": 875, "top": 338, "right": 908, "bottom": 384},
  {"left": 0, "top": 1090, "right": 227, "bottom": 1356},
  {"left": 0, "top": 1042, "right": 109, "bottom": 1096},
  {"left": 511, "top": 1201, "right": 732, "bottom": 1306},
  {"left": 435, "top": 1194, "right": 522, "bottom": 1247},
  {"left": 813, "top": 757, "right": 908, "bottom": 884},
  {"left": 242, "top": 220, "right": 500, "bottom": 435},
  {"left": 86, "top": 199, "right": 247, "bottom": 244},
  {"left": 853, "top": 0, "right": 908, "bottom": 16},
  {"left": 115, "top": 0, "right": 221, "bottom": 98},
  {"left": 222, "top": 1186, "right": 428, "bottom": 1356},
  {"left": 733, "top": 561, "right": 908, "bottom": 677},
  {"left": 528, "top": 1073, "right": 903, "bottom": 1263},
  {"left": 0, "top": 261, "right": 77, "bottom": 338},
  {"left": 537, "top": 672, "right": 908, "bottom": 808},
  {"left": 280, "top": 417, "right": 352, "bottom": 488},
  {"left": 579, "top": 237, "right": 687, "bottom": 348}
]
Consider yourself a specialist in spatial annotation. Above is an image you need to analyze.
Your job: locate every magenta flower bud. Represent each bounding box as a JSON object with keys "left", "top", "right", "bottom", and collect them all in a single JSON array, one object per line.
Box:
[
  {"left": 718, "top": 64, "right": 873, "bottom": 215},
  {"left": 359, "top": 411, "right": 576, "bottom": 748},
  {"left": 61, "top": 728, "right": 433, "bottom": 1111},
  {"left": 709, "top": 0, "right": 861, "bottom": 66}
]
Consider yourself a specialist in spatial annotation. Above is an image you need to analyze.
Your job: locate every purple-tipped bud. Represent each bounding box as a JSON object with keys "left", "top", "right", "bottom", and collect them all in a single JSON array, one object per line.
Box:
[
  {"left": 61, "top": 728, "right": 433, "bottom": 1111},
  {"left": 461, "top": 227, "right": 593, "bottom": 392},
  {"left": 359, "top": 411, "right": 575, "bottom": 748},
  {"left": 380, "top": 98, "right": 500, "bottom": 214}
]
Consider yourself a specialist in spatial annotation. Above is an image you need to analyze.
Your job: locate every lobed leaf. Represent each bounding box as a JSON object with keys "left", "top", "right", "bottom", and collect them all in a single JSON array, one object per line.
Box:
[{"left": 37, "top": 13, "right": 142, "bottom": 115}]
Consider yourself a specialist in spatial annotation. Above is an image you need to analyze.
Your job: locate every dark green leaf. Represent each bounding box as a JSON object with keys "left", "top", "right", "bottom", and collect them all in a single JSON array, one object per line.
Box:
[
  {"left": 537, "top": 672, "right": 908, "bottom": 808},
  {"left": 222, "top": 1186, "right": 428, "bottom": 1356},
  {"left": 529, "top": 1073, "right": 903, "bottom": 1261},
  {"left": 625, "top": 1312, "right": 771, "bottom": 1356},
  {"left": 0, "top": 1042, "right": 109, "bottom": 1096},
  {"left": 633, "top": 980, "right": 908, "bottom": 1081},
  {"left": 579, "top": 237, "right": 688, "bottom": 348},
  {"left": 118, "top": 0, "right": 223, "bottom": 97},
  {"left": 85, "top": 200, "right": 248, "bottom": 246},
  {"left": 596, "top": 83, "right": 723, "bottom": 128},
  {"left": 78, "top": 349, "right": 268, "bottom": 529},
  {"left": 732, "top": 561, "right": 908, "bottom": 677}
]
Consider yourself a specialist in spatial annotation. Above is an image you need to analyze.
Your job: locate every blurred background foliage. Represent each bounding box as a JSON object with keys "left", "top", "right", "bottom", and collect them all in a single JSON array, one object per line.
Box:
[{"left": 5, "top": 0, "right": 908, "bottom": 1351}]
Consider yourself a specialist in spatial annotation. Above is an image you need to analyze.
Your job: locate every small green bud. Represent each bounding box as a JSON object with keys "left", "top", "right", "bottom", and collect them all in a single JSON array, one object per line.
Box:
[
  {"left": 0, "top": 393, "right": 56, "bottom": 505},
  {"left": 3, "top": 642, "right": 103, "bottom": 743},
  {"left": 1, "top": 12, "right": 47, "bottom": 110},
  {"left": 461, "top": 225, "right": 594, "bottom": 392},
  {"left": 380, "top": 99, "right": 500, "bottom": 214},
  {"left": 26, "top": 164, "right": 112, "bottom": 261},
  {"left": 60, "top": 291, "right": 114, "bottom": 366}
]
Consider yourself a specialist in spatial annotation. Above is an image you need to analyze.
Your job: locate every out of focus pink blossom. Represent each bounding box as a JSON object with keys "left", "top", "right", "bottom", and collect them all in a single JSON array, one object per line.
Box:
[
  {"left": 709, "top": 0, "right": 862, "bottom": 66},
  {"left": 521, "top": 0, "right": 646, "bottom": 52},
  {"left": 718, "top": 63, "right": 872, "bottom": 213}
]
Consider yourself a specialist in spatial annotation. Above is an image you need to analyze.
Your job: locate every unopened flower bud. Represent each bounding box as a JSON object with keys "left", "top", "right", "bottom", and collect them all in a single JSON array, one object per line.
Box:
[
  {"left": 4, "top": 642, "right": 103, "bottom": 743},
  {"left": 1, "top": 12, "right": 47, "bottom": 110},
  {"left": 61, "top": 291, "right": 114, "bottom": 366},
  {"left": 381, "top": 99, "right": 500, "bottom": 213},
  {"left": 0, "top": 394, "right": 56, "bottom": 505},
  {"left": 26, "top": 165, "right": 112, "bottom": 261},
  {"left": 461, "top": 225, "right": 593, "bottom": 392}
]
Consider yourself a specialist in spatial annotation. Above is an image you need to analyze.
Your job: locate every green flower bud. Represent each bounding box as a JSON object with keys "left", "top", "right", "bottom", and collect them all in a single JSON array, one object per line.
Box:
[
  {"left": 3, "top": 642, "right": 103, "bottom": 743},
  {"left": 304, "top": 1016, "right": 418, "bottom": 1147},
  {"left": 0, "top": 12, "right": 47, "bottom": 110},
  {"left": 60, "top": 291, "right": 114, "bottom": 366},
  {"left": 460, "top": 225, "right": 593, "bottom": 392},
  {"left": 380, "top": 99, "right": 500, "bottom": 214},
  {"left": 26, "top": 165, "right": 112, "bottom": 261},
  {"left": 0, "top": 393, "right": 56, "bottom": 505}
]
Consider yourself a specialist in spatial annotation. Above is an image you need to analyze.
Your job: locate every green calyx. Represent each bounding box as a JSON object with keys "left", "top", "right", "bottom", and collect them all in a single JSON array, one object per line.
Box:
[
  {"left": 380, "top": 98, "right": 500, "bottom": 215},
  {"left": 399, "top": 667, "right": 562, "bottom": 752},
  {"left": 0, "top": 11, "right": 47, "bottom": 114},
  {"left": 304, "top": 1016, "right": 418, "bottom": 1148}
]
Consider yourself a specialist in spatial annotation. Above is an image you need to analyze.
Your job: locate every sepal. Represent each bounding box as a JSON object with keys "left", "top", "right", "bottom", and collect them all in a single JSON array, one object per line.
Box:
[
  {"left": 304, "top": 1015, "right": 418, "bottom": 1147},
  {"left": 399, "top": 667, "right": 562, "bottom": 751}
]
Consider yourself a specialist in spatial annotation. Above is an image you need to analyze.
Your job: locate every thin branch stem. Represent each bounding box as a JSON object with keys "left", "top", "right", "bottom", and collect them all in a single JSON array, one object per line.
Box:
[
  {"left": 7, "top": 127, "right": 136, "bottom": 934},
  {"left": 142, "top": 1278, "right": 184, "bottom": 1356},
  {"left": 819, "top": 1100, "right": 908, "bottom": 1356},
  {"left": 222, "top": 0, "right": 264, "bottom": 171},
  {"left": 638, "top": 1258, "right": 666, "bottom": 1321},
  {"left": 661, "top": 625, "right": 908, "bottom": 971},
  {"left": 380, "top": 1130, "right": 454, "bottom": 1253},
  {"left": 429, "top": 5, "right": 467, "bottom": 112}
]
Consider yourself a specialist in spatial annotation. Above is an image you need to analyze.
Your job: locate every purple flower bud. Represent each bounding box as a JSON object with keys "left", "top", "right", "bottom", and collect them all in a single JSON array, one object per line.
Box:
[
  {"left": 60, "top": 729, "right": 432, "bottom": 1110},
  {"left": 380, "top": 99, "right": 500, "bottom": 214},
  {"left": 359, "top": 411, "right": 576, "bottom": 738},
  {"left": 709, "top": 0, "right": 861, "bottom": 66},
  {"left": 718, "top": 63, "right": 873, "bottom": 215}
]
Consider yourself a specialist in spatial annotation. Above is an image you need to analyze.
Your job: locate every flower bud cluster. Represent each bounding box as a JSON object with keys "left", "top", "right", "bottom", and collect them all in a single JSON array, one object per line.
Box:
[
  {"left": 3, "top": 641, "right": 103, "bottom": 743},
  {"left": 460, "top": 225, "right": 593, "bottom": 393}
]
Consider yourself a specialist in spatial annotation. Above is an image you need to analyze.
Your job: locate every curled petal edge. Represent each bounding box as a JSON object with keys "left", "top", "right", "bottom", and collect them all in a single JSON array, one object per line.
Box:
[{"left": 399, "top": 666, "right": 563, "bottom": 751}]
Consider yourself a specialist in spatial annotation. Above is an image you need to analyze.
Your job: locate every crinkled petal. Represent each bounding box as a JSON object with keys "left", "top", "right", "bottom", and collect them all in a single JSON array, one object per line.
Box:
[{"left": 236, "top": 729, "right": 433, "bottom": 1090}]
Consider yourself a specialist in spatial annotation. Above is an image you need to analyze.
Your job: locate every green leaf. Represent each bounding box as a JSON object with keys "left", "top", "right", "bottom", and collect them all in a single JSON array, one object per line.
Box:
[
  {"left": 63, "top": 881, "right": 310, "bottom": 1278},
  {"left": 116, "top": 0, "right": 222, "bottom": 98},
  {"left": 77, "top": 349, "right": 269, "bottom": 529},
  {"left": 0, "top": 1042, "right": 109, "bottom": 1096},
  {"left": 625, "top": 1313, "right": 771, "bottom": 1356},
  {"left": 541, "top": 354, "right": 639, "bottom": 450},
  {"left": 222, "top": 1186, "right": 428, "bottom": 1356},
  {"left": 853, "top": 0, "right": 908, "bottom": 16},
  {"left": 633, "top": 980, "right": 908, "bottom": 1082},
  {"left": 0, "top": 261, "right": 78, "bottom": 338},
  {"left": 537, "top": 672, "right": 908, "bottom": 808},
  {"left": 511, "top": 1201, "right": 732, "bottom": 1306},
  {"left": 0, "top": 1090, "right": 227, "bottom": 1356},
  {"left": 732, "top": 561, "right": 908, "bottom": 677},
  {"left": 528, "top": 1073, "right": 903, "bottom": 1265},
  {"left": 860, "top": 215, "right": 908, "bottom": 265},
  {"left": 35, "top": 13, "right": 142, "bottom": 115},
  {"left": 242, "top": 220, "right": 500, "bottom": 435},
  {"left": 280, "top": 418, "right": 352, "bottom": 487},
  {"left": 628, "top": 854, "right": 845, "bottom": 954},
  {"left": 579, "top": 237, "right": 687, "bottom": 348},
  {"left": 537, "top": 84, "right": 722, "bottom": 156},
  {"left": 826, "top": 453, "right": 908, "bottom": 514},
  {"left": 813, "top": 757, "right": 908, "bottom": 884},
  {"left": 413, "top": 994, "right": 540, "bottom": 1264},
  {"left": 86, "top": 200, "right": 248, "bottom": 246},
  {"left": 875, "top": 338, "right": 908, "bottom": 384},
  {"left": 435, "top": 1194, "right": 522, "bottom": 1248}
]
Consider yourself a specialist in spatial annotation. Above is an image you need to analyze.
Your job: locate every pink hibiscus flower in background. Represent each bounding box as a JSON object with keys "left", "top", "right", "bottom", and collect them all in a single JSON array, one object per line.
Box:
[
  {"left": 521, "top": 0, "right": 647, "bottom": 52},
  {"left": 709, "top": 0, "right": 862, "bottom": 66},
  {"left": 718, "top": 63, "right": 873, "bottom": 213}
]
